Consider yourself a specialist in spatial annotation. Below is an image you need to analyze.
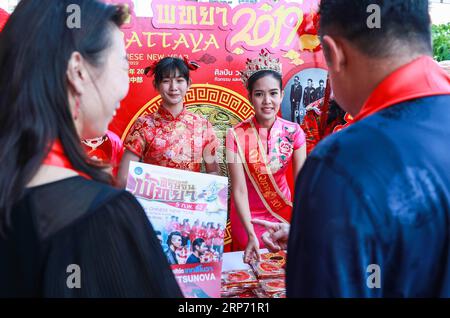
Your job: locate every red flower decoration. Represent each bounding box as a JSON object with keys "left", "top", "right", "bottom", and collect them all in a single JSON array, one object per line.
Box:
[
  {"left": 183, "top": 56, "right": 200, "bottom": 71},
  {"left": 144, "top": 60, "right": 159, "bottom": 77}
]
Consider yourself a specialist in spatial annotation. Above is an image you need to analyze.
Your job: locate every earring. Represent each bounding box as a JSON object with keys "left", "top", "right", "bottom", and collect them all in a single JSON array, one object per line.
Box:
[{"left": 74, "top": 97, "right": 80, "bottom": 120}]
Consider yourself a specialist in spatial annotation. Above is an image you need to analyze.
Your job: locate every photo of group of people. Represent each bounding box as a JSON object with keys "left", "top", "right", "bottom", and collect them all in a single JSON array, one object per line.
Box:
[
  {"left": 156, "top": 215, "right": 226, "bottom": 265},
  {"left": 281, "top": 68, "right": 328, "bottom": 124}
]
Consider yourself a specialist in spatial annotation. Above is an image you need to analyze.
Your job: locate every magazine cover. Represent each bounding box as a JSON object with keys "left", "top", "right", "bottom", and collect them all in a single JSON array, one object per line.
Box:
[{"left": 126, "top": 161, "right": 228, "bottom": 298}]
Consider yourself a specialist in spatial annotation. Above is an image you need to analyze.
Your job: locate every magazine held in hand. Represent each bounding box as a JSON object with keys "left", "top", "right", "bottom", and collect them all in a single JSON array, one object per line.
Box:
[{"left": 127, "top": 161, "right": 228, "bottom": 298}]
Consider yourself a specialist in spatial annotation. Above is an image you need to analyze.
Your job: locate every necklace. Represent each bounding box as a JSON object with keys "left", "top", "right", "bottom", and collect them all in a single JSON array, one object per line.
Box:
[{"left": 82, "top": 135, "right": 107, "bottom": 150}]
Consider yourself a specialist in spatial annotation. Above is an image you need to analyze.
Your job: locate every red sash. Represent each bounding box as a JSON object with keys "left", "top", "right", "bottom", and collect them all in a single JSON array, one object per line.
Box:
[
  {"left": 231, "top": 119, "right": 291, "bottom": 223},
  {"left": 42, "top": 140, "right": 91, "bottom": 180}
]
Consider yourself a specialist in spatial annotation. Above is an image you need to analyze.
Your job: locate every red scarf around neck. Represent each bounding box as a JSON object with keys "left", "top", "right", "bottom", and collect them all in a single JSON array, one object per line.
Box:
[
  {"left": 42, "top": 140, "right": 91, "bottom": 180},
  {"left": 355, "top": 56, "right": 450, "bottom": 122}
]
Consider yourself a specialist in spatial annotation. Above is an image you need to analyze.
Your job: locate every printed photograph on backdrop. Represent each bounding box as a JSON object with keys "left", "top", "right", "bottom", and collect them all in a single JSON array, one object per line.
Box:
[{"left": 281, "top": 67, "right": 328, "bottom": 124}]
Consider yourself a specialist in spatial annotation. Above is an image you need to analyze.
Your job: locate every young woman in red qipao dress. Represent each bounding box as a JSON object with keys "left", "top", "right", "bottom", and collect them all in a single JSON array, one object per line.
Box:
[{"left": 226, "top": 50, "right": 307, "bottom": 263}]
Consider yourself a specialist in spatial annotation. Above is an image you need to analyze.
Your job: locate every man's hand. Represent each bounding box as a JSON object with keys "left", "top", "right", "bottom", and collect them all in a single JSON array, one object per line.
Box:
[{"left": 251, "top": 219, "right": 290, "bottom": 252}]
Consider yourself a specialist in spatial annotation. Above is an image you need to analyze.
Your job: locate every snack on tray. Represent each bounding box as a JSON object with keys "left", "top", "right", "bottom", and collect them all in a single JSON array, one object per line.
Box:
[
  {"left": 221, "top": 269, "right": 259, "bottom": 289},
  {"left": 221, "top": 285, "right": 251, "bottom": 297},
  {"left": 221, "top": 285, "right": 243, "bottom": 294},
  {"left": 230, "top": 290, "right": 256, "bottom": 298},
  {"left": 251, "top": 260, "right": 285, "bottom": 279},
  {"left": 260, "top": 250, "right": 287, "bottom": 267},
  {"left": 271, "top": 291, "right": 286, "bottom": 298},
  {"left": 253, "top": 288, "right": 270, "bottom": 298},
  {"left": 260, "top": 278, "right": 286, "bottom": 293}
]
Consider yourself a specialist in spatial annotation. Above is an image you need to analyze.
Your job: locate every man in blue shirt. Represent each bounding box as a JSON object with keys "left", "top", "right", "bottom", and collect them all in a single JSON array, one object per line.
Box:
[{"left": 255, "top": 0, "right": 450, "bottom": 297}]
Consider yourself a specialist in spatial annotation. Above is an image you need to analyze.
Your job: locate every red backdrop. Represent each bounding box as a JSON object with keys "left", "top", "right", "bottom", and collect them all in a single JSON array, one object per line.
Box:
[{"left": 107, "top": 0, "right": 325, "bottom": 250}]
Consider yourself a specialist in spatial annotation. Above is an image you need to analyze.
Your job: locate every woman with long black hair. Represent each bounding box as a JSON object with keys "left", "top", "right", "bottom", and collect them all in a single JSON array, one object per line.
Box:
[{"left": 0, "top": 0, "right": 182, "bottom": 297}]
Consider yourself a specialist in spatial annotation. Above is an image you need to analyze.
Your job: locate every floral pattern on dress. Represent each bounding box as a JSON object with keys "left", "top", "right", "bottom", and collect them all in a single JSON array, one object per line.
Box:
[
  {"left": 265, "top": 119, "right": 304, "bottom": 173},
  {"left": 124, "top": 106, "right": 219, "bottom": 172}
]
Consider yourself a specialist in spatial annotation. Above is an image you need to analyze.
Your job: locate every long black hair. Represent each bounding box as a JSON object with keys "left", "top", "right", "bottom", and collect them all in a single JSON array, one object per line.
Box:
[{"left": 0, "top": 0, "right": 127, "bottom": 232}]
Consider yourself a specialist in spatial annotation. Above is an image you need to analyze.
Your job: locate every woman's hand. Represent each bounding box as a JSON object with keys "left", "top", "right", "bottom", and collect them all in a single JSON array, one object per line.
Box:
[{"left": 243, "top": 233, "right": 260, "bottom": 264}]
